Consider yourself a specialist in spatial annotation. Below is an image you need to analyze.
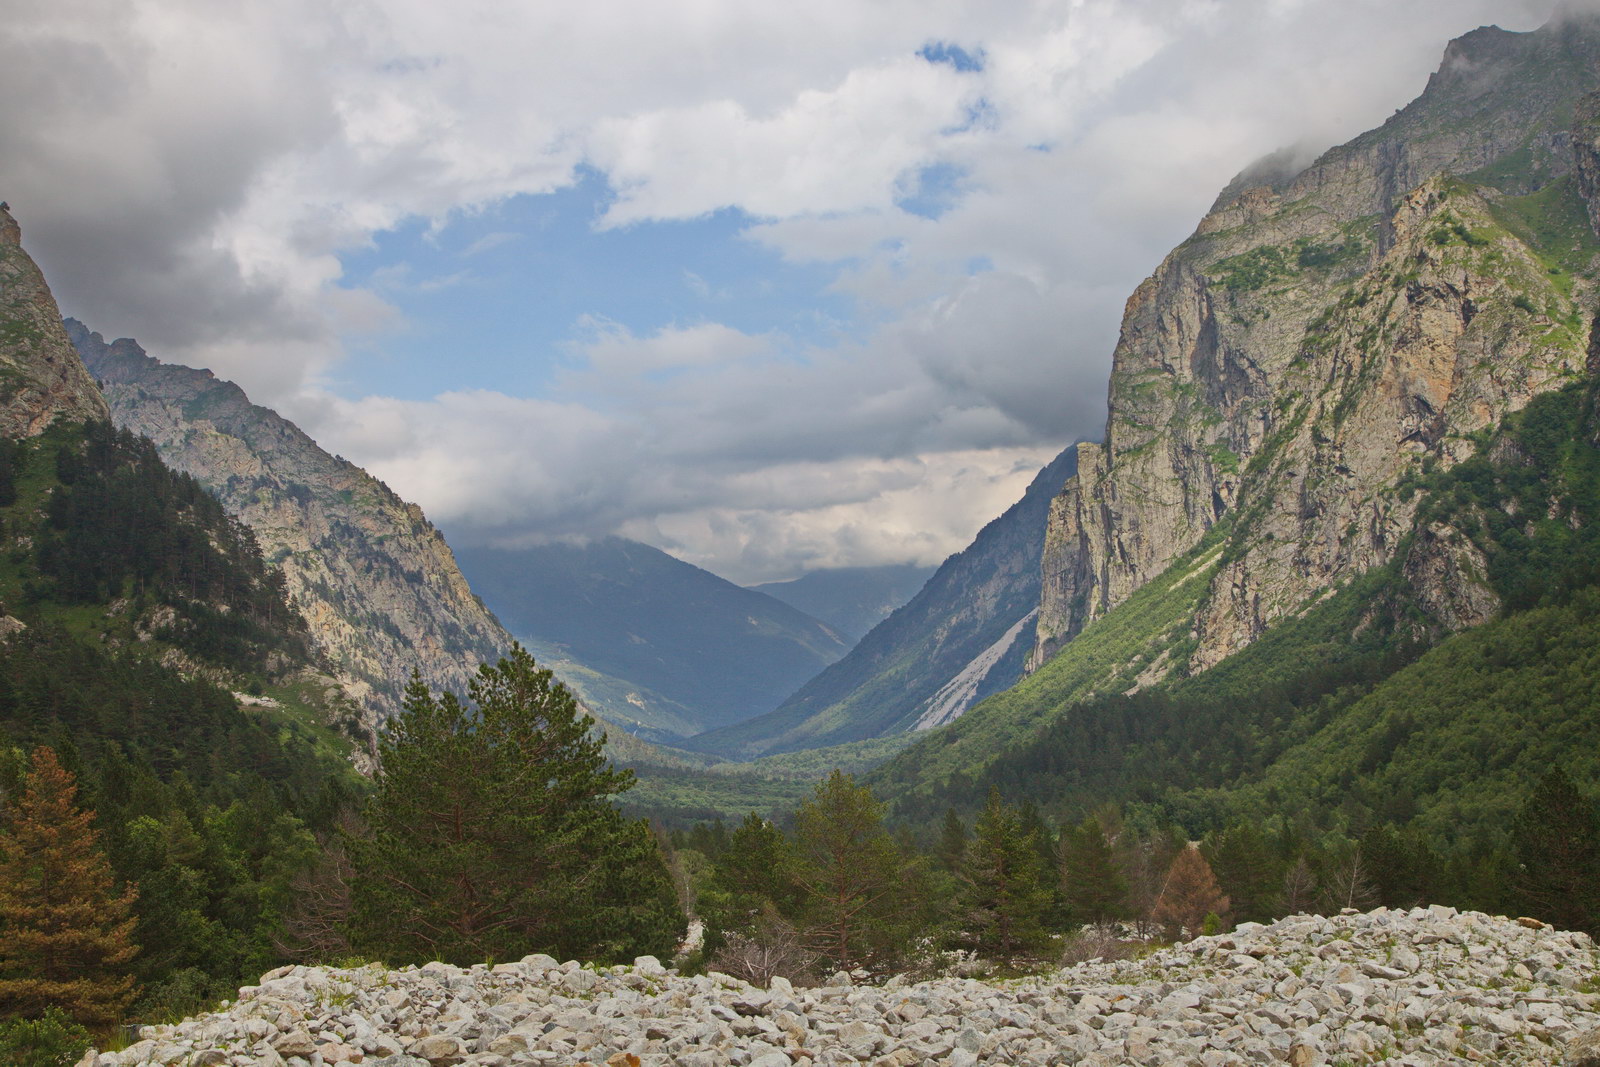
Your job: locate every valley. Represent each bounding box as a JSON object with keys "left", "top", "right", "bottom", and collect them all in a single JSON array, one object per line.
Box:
[{"left": 4, "top": 7, "right": 1600, "bottom": 1064}]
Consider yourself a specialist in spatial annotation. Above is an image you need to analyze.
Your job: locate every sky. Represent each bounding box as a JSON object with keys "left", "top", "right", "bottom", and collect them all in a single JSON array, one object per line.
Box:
[{"left": 0, "top": 0, "right": 1561, "bottom": 585}]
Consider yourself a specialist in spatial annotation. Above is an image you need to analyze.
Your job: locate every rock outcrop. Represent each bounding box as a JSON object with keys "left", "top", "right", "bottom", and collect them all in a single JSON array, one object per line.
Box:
[
  {"left": 71, "top": 325, "right": 513, "bottom": 733},
  {"left": 0, "top": 207, "right": 109, "bottom": 435},
  {"left": 84, "top": 907, "right": 1600, "bottom": 1067},
  {"left": 1032, "top": 15, "right": 1600, "bottom": 676}
]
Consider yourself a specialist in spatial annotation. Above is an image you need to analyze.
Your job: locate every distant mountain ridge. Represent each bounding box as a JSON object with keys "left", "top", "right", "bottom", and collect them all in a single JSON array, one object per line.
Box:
[
  {"left": 750, "top": 564, "right": 934, "bottom": 643},
  {"left": 688, "top": 446, "right": 1078, "bottom": 758},
  {"left": 72, "top": 323, "right": 516, "bottom": 732},
  {"left": 453, "top": 537, "right": 852, "bottom": 743}
]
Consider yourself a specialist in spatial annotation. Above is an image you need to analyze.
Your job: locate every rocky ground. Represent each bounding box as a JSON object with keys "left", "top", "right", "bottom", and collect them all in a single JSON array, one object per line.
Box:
[{"left": 88, "top": 907, "right": 1599, "bottom": 1067}]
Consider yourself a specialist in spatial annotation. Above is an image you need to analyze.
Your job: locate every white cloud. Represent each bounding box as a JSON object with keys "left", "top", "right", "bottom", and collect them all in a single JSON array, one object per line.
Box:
[{"left": 0, "top": 0, "right": 1562, "bottom": 581}]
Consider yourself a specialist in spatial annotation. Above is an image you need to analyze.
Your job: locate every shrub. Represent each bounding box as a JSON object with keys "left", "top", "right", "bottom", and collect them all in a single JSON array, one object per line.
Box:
[{"left": 0, "top": 1008, "right": 93, "bottom": 1067}]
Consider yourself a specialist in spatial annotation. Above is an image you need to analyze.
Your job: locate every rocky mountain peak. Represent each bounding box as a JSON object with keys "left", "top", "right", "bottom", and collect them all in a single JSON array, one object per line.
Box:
[
  {"left": 70, "top": 322, "right": 515, "bottom": 737},
  {"left": 1030, "top": 15, "right": 1600, "bottom": 678},
  {"left": 0, "top": 205, "right": 109, "bottom": 436}
]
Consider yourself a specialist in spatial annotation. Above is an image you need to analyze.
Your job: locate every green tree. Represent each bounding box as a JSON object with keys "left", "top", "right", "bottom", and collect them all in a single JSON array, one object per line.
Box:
[
  {"left": 1361, "top": 824, "right": 1435, "bottom": 909},
  {"left": 1059, "top": 816, "right": 1127, "bottom": 930},
  {"left": 954, "top": 789, "right": 1053, "bottom": 959},
  {"left": 346, "top": 646, "right": 683, "bottom": 964},
  {"left": 1204, "top": 823, "right": 1279, "bottom": 923},
  {"left": 698, "top": 813, "right": 805, "bottom": 958},
  {"left": 793, "top": 771, "right": 916, "bottom": 972},
  {"left": 0, "top": 747, "right": 138, "bottom": 1032},
  {"left": 936, "top": 808, "right": 968, "bottom": 873},
  {"left": 1512, "top": 766, "right": 1600, "bottom": 935}
]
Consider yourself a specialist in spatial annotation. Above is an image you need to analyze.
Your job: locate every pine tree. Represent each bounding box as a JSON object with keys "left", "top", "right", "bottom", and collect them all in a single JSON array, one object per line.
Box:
[
  {"left": 1150, "top": 845, "right": 1229, "bottom": 939},
  {"left": 702, "top": 813, "right": 804, "bottom": 945},
  {"left": 0, "top": 747, "right": 138, "bottom": 1031},
  {"left": 1512, "top": 766, "right": 1600, "bottom": 935},
  {"left": 1204, "top": 823, "right": 1278, "bottom": 923},
  {"left": 936, "top": 808, "right": 968, "bottom": 873},
  {"left": 1060, "top": 816, "right": 1127, "bottom": 931},
  {"left": 955, "top": 789, "right": 1053, "bottom": 959},
  {"left": 346, "top": 646, "right": 684, "bottom": 965},
  {"left": 793, "top": 771, "right": 915, "bottom": 972}
]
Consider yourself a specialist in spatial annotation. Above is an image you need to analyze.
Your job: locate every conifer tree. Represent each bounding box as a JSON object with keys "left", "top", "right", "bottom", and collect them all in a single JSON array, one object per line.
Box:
[
  {"left": 1150, "top": 845, "right": 1230, "bottom": 939},
  {"left": 1512, "top": 766, "right": 1600, "bottom": 934},
  {"left": 0, "top": 747, "right": 138, "bottom": 1031},
  {"left": 955, "top": 789, "right": 1053, "bottom": 959},
  {"left": 1204, "top": 823, "right": 1278, "bottom": 923},
  {"left": 709, "top": 814, "right": 804, "bottom": 922},
  {"left": 1059, "top": 816, "right": 1127, "bottom": 930},
  {"left": 937, "top": 808, "right": 968, "bottom": 873},
  {"left": 793, "top": 771, "right": 915, "bottom": 972},
  {"left": 346, "top": 646, "right": 683, "bottom": 965}
]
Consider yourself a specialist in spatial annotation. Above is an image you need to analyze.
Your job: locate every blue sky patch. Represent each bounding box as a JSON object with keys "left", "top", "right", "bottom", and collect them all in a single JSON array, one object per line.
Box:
[
  {"left": 918, "top": 41, "right": 984, "bottom": 73},
  {"left": 895, "top": 162, "right": 969, "bottom": 220},
  {"left": 333, "top": 170, "right": 857, "bottom": 401}
]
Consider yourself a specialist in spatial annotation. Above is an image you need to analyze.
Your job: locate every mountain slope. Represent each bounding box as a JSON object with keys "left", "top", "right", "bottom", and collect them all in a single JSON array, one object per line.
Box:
[
  {"left": 0, "top": 210, "right": 108, "bottom": 434},
  {"left": 874, "top": 14, "right": 1600, "bottom": 817},
  {"left": 72, "top": 324, "right": 515, "bottom": 730},
  {"left": 750, "top": 564, "right": 934, "bottom": 643},
  {"left": 1032, "top": 15, "right": 1600, "bottom": 675},
  {"left": 0, "top": 205, "right": 380, "bottom": 1017},
  {"left": 690, "top": 446, "right": 1077, "bottom": 757},
  {"left": 878, "top": 378, "right": 1600, "bottom": 839},
  {"left": 452, "top": 537, "right": 851, "bottom": 741}
]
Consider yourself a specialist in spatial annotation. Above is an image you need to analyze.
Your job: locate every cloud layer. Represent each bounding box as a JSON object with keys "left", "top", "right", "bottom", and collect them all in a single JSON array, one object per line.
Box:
[{"left": 0, "top": 0, "right": 1555, "bottom": 582}]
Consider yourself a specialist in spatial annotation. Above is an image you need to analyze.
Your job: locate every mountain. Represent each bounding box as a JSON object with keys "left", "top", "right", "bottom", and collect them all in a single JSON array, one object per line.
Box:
[
  {"left": 0, "top": 210, "right": 108, "bottom": 433},
  {"left": 71, "top": 323, "right": 515, "bottom": 734},
  {"left": 0, "top": 205, "right": 370, "bottom": 1015},
  {"left": 689, "top": 446, "right": 1077, "bottom": 757},
  {"left": 1029, "top": 17, "right": 1600, "bottom": 676},
  {"left": 452, "top": 537, "right": 851, "bottom": 742},
  {"left": 749, "top": 564, "right": 934, "bottom": 643},
  {"left": 871, "top": 13, "right": 1600, "bottom": 823}
]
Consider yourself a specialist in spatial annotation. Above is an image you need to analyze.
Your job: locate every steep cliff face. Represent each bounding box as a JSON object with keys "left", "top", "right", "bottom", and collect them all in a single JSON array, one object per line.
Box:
[
  {"left": 71, "top": 325, "right": 514, "bottom": 728},
  {"left": 1033, "top": 15, "right": 1600, "bottom": 677},
  {"left": 0, "top": 207, "right": 108, "bottom": 435}
]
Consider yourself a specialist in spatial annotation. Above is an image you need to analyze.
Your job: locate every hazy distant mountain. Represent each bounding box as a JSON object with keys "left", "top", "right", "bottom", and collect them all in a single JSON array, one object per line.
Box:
[
  {"left": 750, "top": 564, "right": 934, "bottom": 643},
  {"left": 452, "top": 537, "right": 851, "bottom": 742},
  {"left": 688, "top": 447, "right": 1077, "bottom": 758}
]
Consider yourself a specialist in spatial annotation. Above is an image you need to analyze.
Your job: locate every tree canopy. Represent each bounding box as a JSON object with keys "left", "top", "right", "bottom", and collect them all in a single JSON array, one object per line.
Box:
[{"left": 346, "top": 645, "right": 683, "bottom": 965}]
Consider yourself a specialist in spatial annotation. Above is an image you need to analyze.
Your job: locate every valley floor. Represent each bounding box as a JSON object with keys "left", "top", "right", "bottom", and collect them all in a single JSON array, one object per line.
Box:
[{"left": 92, "top": 907, "right": 1597, "bottom": 1066}]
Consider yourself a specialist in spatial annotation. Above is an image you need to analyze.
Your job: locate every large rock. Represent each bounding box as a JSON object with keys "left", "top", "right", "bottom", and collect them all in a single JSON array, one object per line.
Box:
[{"left": 1569, "top": 1028, "right": 1600, "bottom": 1067}]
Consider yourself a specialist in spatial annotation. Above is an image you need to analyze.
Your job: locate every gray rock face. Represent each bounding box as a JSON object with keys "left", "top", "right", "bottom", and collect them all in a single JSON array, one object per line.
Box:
[
  {"left": 0, "top": 207, "right": 109, "bottom": 438},
  {"left": 69, "top": 324, "right": 513, "bottom": 749},
  {"left": 84, "top": 908, "right": 1600, "bottom": 1067},
  {"left": 1032, "top": 14, "right": 1600, "bottom": 678}
]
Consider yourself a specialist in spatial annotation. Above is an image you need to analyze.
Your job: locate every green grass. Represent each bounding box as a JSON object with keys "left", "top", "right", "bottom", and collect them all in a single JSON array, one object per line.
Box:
[
  {"left": 872, "top": 526, "right": 1228, "bottom": 809},
  {"left": 1485, "top": 175, "right": 1600, "bottom": 288}
]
